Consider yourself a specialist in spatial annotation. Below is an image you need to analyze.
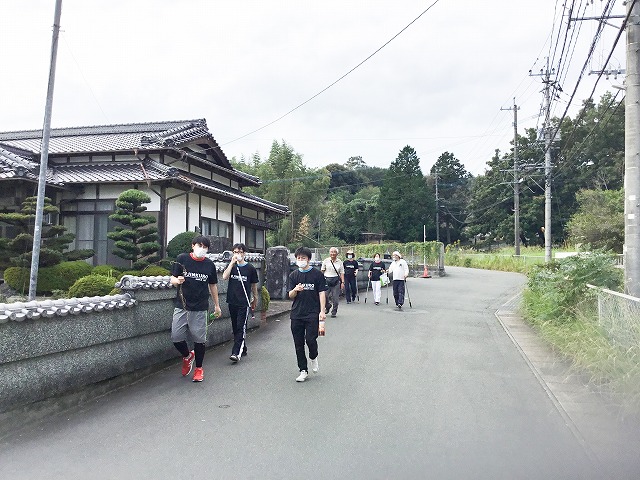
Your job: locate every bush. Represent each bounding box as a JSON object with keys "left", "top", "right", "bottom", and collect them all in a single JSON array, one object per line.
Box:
[
  {"left": 167, "top": 232, "right": 197, "bottom": 259},
  {"left": 260, "top": 285, "right": 270, "bottom": 311},
  {"left": 117, "top": 270, "right": 141, "bottom": 279},
  {"left": 68, "top": 275, "right": 117, "bottom": 298},
  {"left": 3, "top": 261, "right": 93, "bottom": 294},
  {"left": 92, "top": 265, "right": 121, "bottom": 277},
  {"left": 523, "top": 251, "right": 623, "bottom": 323},
  {"left": 138, "top": 265, "right": 170, "bottom": 276}
]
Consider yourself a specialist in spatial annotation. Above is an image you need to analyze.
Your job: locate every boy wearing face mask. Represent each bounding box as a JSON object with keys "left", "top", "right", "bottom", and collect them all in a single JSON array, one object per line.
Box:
[
  {"left": 288, "top": 246, "right": 327, "bottom": 382},
  {"left": 170, "top": 235, "right": 222, "bottom": 382},
  {"left": 368, "top": 253, "right": 385, "bottom": 305},
  {"left": 343, "top": 249, "right": 359, "bottom": 303},
  {"left": 223, "top": 243, "right": 259, "bottom": 363}
]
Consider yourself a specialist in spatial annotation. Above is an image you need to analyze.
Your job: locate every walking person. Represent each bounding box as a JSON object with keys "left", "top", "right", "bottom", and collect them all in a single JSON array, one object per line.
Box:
[
  {"left": 223, "top": 243, "right": 259, "bottom": 363},
  {"left": 368, "top": 253, "right": 386, "bottom": 305},
  {"left": 388, "top": 250, "right": 409, "bottom": 309},
  {"left": 288, "top": 246, "right": 327, "bottom": 382},
  {"left": 321, "top": 246, "right": 344, "bottom": 317},
  {"left": 343, "top": 249, "right": 359, "bottom": 303},
  {"left": 170, "top": 235, "right": 222, "bottom": 382}
]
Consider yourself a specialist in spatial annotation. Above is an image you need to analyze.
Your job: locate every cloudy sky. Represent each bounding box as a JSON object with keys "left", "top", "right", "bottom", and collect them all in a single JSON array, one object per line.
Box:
[{"left": 0, "top": 1, "right": 627, "bottom": 175}]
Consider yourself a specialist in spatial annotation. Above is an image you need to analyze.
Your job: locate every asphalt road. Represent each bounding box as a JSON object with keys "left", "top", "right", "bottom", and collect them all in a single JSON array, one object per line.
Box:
[{"left": 0, "top": 267, "right": 626, "bottom": 479}]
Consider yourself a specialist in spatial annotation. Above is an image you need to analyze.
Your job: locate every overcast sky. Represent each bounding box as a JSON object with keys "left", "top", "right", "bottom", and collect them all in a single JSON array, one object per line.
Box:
[{"left": 0, "top": 1, "right": 627, "bottom": 176}]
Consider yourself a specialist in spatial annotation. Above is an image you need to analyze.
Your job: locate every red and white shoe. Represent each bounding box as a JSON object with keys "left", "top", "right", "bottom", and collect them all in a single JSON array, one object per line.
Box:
[
  {"left": 192, "top": 367, "right": 204, "bottom": 382},
  {"left": 181, "top": 350, "right": 195, "bottom": 376}
]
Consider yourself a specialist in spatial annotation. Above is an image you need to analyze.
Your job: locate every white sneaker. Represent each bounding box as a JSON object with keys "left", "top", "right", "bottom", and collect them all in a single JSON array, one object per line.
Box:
[
  {"left": 296, "top": 370, "right": 309, "bottom": 382},
  {"left": 310, "top": 357, "right": 319, "bottom": 373}
]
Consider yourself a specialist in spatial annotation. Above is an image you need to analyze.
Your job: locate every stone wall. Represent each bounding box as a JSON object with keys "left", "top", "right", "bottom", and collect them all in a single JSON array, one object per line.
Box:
[{"left": 0, "top": 254, "right": 265, "bottom": 418}]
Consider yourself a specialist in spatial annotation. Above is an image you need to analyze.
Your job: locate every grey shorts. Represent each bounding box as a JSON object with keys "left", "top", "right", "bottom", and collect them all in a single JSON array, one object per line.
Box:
[{"left": 171, "top": 308, "right": 207, "bottom": 344}]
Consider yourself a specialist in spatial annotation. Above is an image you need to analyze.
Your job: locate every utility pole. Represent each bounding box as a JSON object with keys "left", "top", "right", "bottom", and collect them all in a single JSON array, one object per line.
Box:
[
  {"left": 29, "top": 0, "right": 63, "bottom": 300},
  {"left": 530, "top": 62, "right": 556, "bottom": 263},
  {"left": 543, "top": 75, "right": 553, "bottom": 264},
  {"left": 434, "top": 169, "right": 440, "bottom": 243},
  {"left": 625, "top": 0, "right": 640, "bottom": 296},
  {"left": 501, "top": 98, "right": 521, "bottom": 255}
]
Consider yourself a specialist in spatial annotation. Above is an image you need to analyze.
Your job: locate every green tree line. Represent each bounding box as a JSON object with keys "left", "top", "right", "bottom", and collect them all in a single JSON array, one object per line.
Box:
[{"left": 232, "top": 91, "right": 625, "bottom": 253}]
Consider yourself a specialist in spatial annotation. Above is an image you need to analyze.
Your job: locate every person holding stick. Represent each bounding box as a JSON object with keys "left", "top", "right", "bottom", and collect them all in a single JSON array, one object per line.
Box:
[
  {"left": 388, "top": 250, "right": 409, "bottom": 309},
  {"left": 223, "top": 243, "right": 258, "bottom": 363}
]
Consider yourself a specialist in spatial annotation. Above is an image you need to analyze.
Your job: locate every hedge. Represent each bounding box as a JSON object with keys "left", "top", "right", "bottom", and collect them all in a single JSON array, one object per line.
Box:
[
  {"left": 68, "top": 275, "right": 117, "bottom": 298},
  {"left": 3, "top": 261, "right": 93, "bottom": 294}
]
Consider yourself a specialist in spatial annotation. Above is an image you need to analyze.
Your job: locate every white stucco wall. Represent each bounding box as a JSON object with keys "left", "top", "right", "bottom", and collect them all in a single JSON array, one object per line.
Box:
[
  {"left": 166, "top": 191, "right": 188, "bottom": 242},
  {"left": 200, "top": 196, "right": 216, "bottom": 219},
  {"left": 212, "top": 173, "right": 228, "bottom": 185},
  {"left": 218, "top": 201, "right": 232, "bottom": 222}
]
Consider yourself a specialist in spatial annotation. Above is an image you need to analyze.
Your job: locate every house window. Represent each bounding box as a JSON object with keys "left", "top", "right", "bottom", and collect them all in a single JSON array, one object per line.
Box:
[
  {"left": 245, "top": 227, "right": 264, "bottom": 251},
  {"left": 201, "top": 217, "right": 232, "bottom": 240},
  {"left": 62, "top": 200, "right": 127, "bottom": 267}
]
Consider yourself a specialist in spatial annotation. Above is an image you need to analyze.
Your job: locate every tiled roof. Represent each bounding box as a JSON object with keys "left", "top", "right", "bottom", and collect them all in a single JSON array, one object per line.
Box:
[
  {"left": 235, "top": 214, "right": 275, "bottom": 230},
  {"left": 0, "top": 146, "right": 61, "bottom": 184},
  {"left": 41, "top": 159, "right": 289, "bottom": 215},
  {"left": 0, "top": 119, "right": 260, "bottom": 187},
  {"left": 51, "top": 161, "right": 170, "bottom": 184}
]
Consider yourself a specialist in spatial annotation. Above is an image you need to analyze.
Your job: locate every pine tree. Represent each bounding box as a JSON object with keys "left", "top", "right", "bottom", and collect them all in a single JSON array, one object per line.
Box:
[
  {"left": 107, "top": 189, "right": 161, "bottom": 269},
  {"left": 0, "top": 196, "right": 93, "bottom": 269}
]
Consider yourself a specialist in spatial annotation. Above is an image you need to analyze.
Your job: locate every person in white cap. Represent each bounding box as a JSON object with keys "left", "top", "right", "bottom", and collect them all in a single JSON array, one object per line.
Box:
[{"left": 388, "top": 251, "right": 409, "bottom": 308}]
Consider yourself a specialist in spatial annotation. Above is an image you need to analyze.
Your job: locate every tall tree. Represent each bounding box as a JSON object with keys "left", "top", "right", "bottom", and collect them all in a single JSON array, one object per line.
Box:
[
  {"left": 378, "top": 146, "right": 434, "bottom": 242},
  {"left": 430, "top": 152, "right": 472, "bottom": 244}
]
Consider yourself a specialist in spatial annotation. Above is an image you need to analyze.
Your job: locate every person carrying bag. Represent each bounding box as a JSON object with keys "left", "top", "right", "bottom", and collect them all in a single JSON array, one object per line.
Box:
[{"left": 321, "top": 247, "right": 344, "bottom": 318}]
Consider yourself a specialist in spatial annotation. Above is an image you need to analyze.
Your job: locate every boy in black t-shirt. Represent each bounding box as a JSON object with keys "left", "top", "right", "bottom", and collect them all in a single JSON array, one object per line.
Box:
[
  {"left": 222, "top": 243, "right": 259, "bottom": 363},
  {"left": 170, "top": 235, "right": 222, "bottom": 382},
  {"left": 288, "top": 246, "right": 327, "bottom": 382}
]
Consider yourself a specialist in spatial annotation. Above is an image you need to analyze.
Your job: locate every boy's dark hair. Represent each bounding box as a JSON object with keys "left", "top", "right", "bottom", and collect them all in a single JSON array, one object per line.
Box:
[
  {"left": 232, "top": 243, "right": 247, "bottom": 253},
  {"left": 373, "top": 252, "right": 381, "bottom": 257},
  {"left": 191, "top": 235, "right": 211, "bottom": 248},
  {"left": 294, "top": 246, "right": 312, "bottom": 260}
]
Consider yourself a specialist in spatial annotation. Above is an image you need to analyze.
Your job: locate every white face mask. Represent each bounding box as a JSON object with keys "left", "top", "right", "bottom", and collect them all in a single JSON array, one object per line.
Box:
[
  {"left": 235, "top": 253, "right": 244, "bottom": 262},
  {"left": 193, "top": 246, "right": 207, "bottom": 258},
  {"left": 296, "top": 259, "right": 308, "bottom": 269},
  {"left": 374, "top": 257, "right": 380, "bottom": 262},
  {"left": 347, "top": 254, "right": 354, "bottom": 259}
]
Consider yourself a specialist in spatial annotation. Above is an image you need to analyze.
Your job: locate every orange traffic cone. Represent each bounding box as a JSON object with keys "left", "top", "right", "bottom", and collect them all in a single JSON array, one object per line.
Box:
[{"left": 421, "top": 264, "right": 432, "bottom": 278}]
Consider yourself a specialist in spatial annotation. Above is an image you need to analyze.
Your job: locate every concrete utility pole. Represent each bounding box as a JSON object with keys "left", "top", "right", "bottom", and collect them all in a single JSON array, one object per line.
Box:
[
  {"left": 625, "top": 0, "right": 640, "bottom": 296},
  {"left": 543, "top": 75, "right": 553, "bottom": 264},
  {"left": 29, "top": 0, "right": 63, "bottom": 300},
  {"left": 530, "top": 63, "right": 556, "bottom": 263},
  {"left": 434, "top": 169, "right": 440, "bottom": 243},
  {"left": 501, "top": 98, "right": 521, "bottom": 255}
]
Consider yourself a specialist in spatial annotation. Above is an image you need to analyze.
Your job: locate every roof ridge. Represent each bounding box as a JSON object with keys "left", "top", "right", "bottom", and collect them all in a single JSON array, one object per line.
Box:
[{"left": 0, "top": 119, "right": 207, "bottom": 140}]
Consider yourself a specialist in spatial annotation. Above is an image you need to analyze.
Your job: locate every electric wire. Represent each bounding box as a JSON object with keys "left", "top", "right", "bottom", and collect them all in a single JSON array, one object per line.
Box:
[{"left": 219, "top": 0, "right": 442, "bottom": 147}]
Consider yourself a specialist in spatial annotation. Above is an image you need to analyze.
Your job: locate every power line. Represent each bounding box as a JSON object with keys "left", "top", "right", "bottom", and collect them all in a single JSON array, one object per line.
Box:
[{"left": 219, "top": 0, "right": 443, "bottom": 147}]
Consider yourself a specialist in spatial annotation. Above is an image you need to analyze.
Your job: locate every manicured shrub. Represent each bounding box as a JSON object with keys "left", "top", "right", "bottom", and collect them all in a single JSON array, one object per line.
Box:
[
  {"left": 68, "top": 275, "right": 116, "bottom": 298},
  {"left": 167, "top": 231, "right": 197, "bottom": 259},
  {"left": 91, "top": 265, "right": 121, "bottom": 277},
  {"left": 3, "top": 261, "right": 92, "bottom": 294},
  {"left": 138, "top": 265, "right": 170, "bottom": 276},
  {"left": 117, "top": 270, "right": 143, "bottom": 279},
  {"left": 40, "top": 261, "right": 93, "bottom": 292}
]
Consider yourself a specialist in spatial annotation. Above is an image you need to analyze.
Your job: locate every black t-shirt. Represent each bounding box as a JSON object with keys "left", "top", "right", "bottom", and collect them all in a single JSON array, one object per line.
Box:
[
  {"left": 171, "top": 252, "right": 218, "bottom": 311},
  {"left": 226, "top": 262, "right": 259, "bottom": 306},
  {"left": 369, "top": 261, "right": 385, "bottom": 281},
  {"left": 288, "top": 267, "right": 327, "bottom": 320},
  {"left": 343, "top": 259, "right": 359, "bottom": 278}
]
